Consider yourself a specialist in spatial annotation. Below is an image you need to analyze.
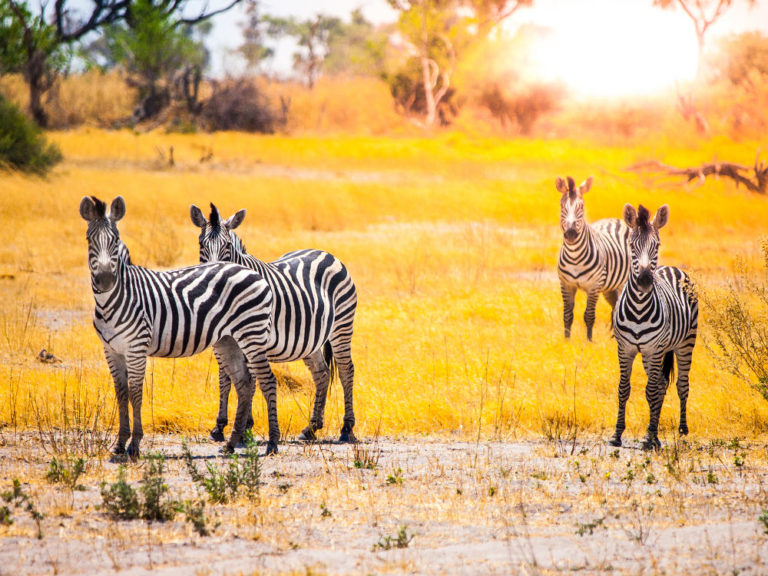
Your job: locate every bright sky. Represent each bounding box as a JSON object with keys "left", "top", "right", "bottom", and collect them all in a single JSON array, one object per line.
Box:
[{"left": 204, "top": 0, "right": 768, "bottom": 98}]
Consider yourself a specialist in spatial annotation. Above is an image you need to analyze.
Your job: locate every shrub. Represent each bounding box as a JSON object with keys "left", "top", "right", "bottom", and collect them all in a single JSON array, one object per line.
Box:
[
  {"left": 0, "top": 95, "right": 62, "bottom": 175},
  {"left": 100, "top": 466, "right": 141, "bottom": 520},
  {"left": 704, "top": 244, "right": 768, "bottom": 404},
  {"left": 181, "top": 439, "right": 261, "bottom": 504},
  {"left": 100, "top": 456, "right": 177, "bottom": 522},
  {"left": 201, "top": 78, "right": 279, "bottom": 133},
  {"left": 46, "top": 456, "right": 86, "bottom": 491}
]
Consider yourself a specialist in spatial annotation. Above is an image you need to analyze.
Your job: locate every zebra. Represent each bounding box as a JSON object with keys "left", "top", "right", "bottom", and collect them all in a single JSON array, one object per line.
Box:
[
  {"left": 557, "top": 176, "right": 630, "bottom": 341},
  {"left": 190, "top": 203, "right": 358, "bottom": 443},
  {"left": 80, "top": 195, "right": 279, "bottom": 458},
  {"left": 610, "top": 204, "right": 698, "bottom": 450}
]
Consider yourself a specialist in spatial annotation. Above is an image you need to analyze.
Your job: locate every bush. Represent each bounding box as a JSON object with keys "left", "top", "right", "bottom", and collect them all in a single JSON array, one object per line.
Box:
[
  {"left": 201, "top": 78, "right": 279, "bottom": 133},
  {"left": 705, "top": 242, "right": 768, "bottom": 403},
  {"left": 0, "top": 95, "right": 62, "bottom": 175}
]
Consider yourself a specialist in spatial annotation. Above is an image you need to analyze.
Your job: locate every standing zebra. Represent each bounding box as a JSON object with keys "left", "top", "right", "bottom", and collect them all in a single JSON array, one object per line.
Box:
[
  {"left": 610, "top": 204, "right": 698, "bottom": 450},
  {"left": 557, "top": 176, "right": 630, "bottom": 341},
  {"left": 80, "top": 196, "right": 278, "bottom": 458},
  {"left": 190, "top": 203, "right": 358, "bottom": 443}
]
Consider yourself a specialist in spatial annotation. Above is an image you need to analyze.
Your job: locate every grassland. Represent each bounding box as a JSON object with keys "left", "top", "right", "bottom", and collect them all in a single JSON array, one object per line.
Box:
[
  {"left": 2, "top": 129, "right": 768, "bottom": 575},
  {"left": 2, "top": 129, "right": 767, "bottom": 444}
]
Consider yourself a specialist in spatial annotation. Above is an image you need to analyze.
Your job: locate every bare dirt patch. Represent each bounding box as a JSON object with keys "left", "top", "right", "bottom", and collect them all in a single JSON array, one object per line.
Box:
[{"left": 0, "top": 433, "right": 767, "bottom": 575}]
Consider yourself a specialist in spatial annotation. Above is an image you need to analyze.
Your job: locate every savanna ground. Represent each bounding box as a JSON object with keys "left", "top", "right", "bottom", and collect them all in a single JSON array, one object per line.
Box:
[{"left": 1, "top": 130, "right": 768, "bottom": 574}]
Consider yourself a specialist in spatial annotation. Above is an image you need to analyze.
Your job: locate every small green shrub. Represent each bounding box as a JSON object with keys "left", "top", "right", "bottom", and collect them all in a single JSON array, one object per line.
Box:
[
  {"left": 1, "top": 479, "right": 44, "bottom": 538},
  {"left": 182, "top": 439, "right": 261, "bottom": 504},
  {"left": 373, "top": 525, "right": 414, "bottom": 551},
  {"left": 0, "top": 95, "right": 62, "bottom": 175},
  {"left": 140, "top": 454, "right": 177, "bottom": 522},
  {"left": 100, "top": 466, "right": 141, "bottom": 520},
  {"left": 100, "top": 456, "right": 177, "bottom": 522},
  {"left": 46, "top": 456, "right": 86, "bottom": 491}
]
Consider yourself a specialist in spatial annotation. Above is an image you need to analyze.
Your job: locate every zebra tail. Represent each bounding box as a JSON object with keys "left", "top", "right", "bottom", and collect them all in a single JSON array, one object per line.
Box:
[
  {"left": 662, "top": 350, "right": 675, "bottom": 389},
  {"left": 323, "top": 340, "right": 338, "bottom": 386}
]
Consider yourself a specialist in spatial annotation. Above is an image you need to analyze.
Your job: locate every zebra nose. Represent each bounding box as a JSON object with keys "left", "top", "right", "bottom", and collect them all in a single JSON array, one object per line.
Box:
[
  {"left": 564, "top": 228, "right": 578, "bottom": 242},
  {"left": 637, "top": 268, "right": 653, "bottom": 290},
  {"left": 94, "top": 270, "right": 116, "bottom": 292}
]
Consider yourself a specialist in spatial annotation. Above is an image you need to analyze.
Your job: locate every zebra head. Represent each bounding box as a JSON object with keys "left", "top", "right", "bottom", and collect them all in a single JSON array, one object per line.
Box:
[
  {"left": 623, "top": 203, "right": 669, "bottom": 294},
  {"left": 79, "top": 196, "right": 126, "bottom": 293},
  {"left": 556, "top": 176, "right": 593, "bottom": 244},
  {"left": 190, "top": 203, "right": 246, "bottom": 263}
]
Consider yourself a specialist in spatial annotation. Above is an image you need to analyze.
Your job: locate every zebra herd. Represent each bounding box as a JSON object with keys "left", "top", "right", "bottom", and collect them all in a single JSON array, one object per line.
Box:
[
  {"left": 557, "top": 177, "right": 698, "bottom": 450},
  {"left": 80, "top": 178, "right": 697, "bottom": 459}
]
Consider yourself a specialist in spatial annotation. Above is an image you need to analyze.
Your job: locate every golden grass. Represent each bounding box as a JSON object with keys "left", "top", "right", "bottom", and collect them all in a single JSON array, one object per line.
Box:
[{"left": 1, "top": 129, "right": 767, "bottom": 444}]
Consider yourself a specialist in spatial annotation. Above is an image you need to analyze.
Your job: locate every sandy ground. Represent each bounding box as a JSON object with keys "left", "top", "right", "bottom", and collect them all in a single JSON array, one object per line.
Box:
[{"left": 0, "top": 432, "right": 767, "bottom": 575}]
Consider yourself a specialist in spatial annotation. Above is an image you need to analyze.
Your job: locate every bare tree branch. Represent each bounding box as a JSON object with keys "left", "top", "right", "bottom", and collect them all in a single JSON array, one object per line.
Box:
[{"left": 626, "top": 153, "right": 768, "bottom": 194}]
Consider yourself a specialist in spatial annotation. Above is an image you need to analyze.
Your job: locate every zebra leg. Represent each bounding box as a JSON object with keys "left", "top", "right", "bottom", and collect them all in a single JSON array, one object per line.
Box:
[
  {"left": 584, "top": 288, "right": 601, "bottom": 342},
  {"left": 105, "top": 347, "right": 130, "bottom": 457},
  {"left": 603, "top": 290, "right": 619, "bottom": 332},
  {"left": 211, "top": 351, "right": 231, "bottom": 442},
  {"left": 610, "top": 344, "right": 636, "bottom": 447},
  {"left": 675, "top": 343, "right": 695, "bottom": 436},
  {"left": 561, "top": 283, "right": 577, "bottom": 339},
  {"left": 299, "top": 349, "right": 331, "bottom": 442},
  {"left": 245, "top": 356, "right": 280, "bottom": 455},
  {"left": 125, "top": 354, "right": 148, "bottom": 461},
  {"left": 331, "top": 337, "right": 356, "bottom": 443},
  {"left": 641, "top": 353, "right": 666, "bottom": 451}
]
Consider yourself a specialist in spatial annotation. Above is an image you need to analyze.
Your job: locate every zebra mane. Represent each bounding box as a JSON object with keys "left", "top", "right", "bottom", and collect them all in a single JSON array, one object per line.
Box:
[
  {"left": 636, "top": 205, "right": 652, "bottom": 231},
  {"left": 90, "top": 196, "right": 107, "bottom": 218},
  {"left": 208, "top": 203, "right": 221, "bottom": 229},
  {"left": 566, "top": 177, "right": 580, "bottom": 200}
]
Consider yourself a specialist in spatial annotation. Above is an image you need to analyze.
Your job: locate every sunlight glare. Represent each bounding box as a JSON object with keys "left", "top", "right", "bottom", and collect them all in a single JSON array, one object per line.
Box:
[{"left": 519, "top": 1, "right": 699, "bottom": 99}]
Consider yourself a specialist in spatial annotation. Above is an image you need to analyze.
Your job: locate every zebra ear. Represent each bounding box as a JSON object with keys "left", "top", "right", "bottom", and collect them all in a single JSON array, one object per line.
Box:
[
  {"left": 555, "top": 177, "right": 569, "bottom": 195},
  {"left": 79, "top": 196, "right": 98, "bottom": 222},
  {"left": 109, "top": 197, "right": 126, "bottom": 222},
  {"left": 623, "top": 204, "right": 637, "bottom": 229},
  {"left": 579, "top": 177, "right": 593, "bottom": 194},
  {"left": 226, "top": 209, "right": 246, "bottom": 230},
  {"left": 190, "top": 205, "right": 207, "bottom": 228},
  {"left": 653, "top": 205, "right": 669, "bottom": 230}
]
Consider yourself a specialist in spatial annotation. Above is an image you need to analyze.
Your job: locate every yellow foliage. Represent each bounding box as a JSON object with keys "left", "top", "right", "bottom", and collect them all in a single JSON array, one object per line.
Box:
[{"left": 1, "top": 130, "right": 767, "bottom": 444}]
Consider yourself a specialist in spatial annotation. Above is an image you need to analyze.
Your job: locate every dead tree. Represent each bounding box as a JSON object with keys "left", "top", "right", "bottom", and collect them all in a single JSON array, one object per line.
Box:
[{"left": 627, "top": 151, "right": 768, "bottom": 194}]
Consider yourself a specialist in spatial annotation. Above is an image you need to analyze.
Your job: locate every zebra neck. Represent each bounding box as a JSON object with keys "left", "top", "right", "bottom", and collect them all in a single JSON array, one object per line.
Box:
[
  {"left": 229, "top": 233, "right": 268, "bottom": 274},
  {"left": 561, "top": 224, "right": 595, "bottom": 257},
  {"left": 623, "top": 273, "right": 657, "bottom": 308}
]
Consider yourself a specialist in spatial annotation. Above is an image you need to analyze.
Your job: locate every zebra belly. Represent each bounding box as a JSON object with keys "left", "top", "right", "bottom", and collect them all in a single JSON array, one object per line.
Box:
[{"left": 559, "top": 267, "right": 604, "bottom": 291}]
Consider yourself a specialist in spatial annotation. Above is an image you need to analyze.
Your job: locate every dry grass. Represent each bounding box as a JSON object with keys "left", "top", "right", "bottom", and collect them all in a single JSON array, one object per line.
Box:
[{"left": 1, "top": 130, "right": 767, "bottom": 447}]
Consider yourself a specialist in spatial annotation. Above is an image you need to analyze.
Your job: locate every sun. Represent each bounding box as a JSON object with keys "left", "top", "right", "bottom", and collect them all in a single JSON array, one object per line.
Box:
[{"left": 517, "top": 1, "right": 699, "bottom": 99}]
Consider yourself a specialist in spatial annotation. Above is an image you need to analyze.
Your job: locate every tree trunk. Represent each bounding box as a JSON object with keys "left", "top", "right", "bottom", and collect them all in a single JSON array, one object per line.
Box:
[
  {"left": 421, "top": 55, "right": 437, "bottom": 126},
  {"left": 25, "top": 50, "right": 49, "bottom": 128}
]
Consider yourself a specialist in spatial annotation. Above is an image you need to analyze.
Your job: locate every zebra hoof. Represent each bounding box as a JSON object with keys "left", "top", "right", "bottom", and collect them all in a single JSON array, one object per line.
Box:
[
  {"left": 339, "top": 431, "right": 356, "bottom": 443},
  {"left": 641, "top": 436, "right": 662, "bottom": 451},
  {"left": 109, "top": 450, "right": 128, "bottom": 464},
  {"left": 298, "top": 427, "right": 317, "bottom": 442},
  {"left": 607, "top": 436, "right": 622, "bottom": 447},
  {"left": 210, "top": 428, "right": 226, "bottom": 442},
  {"left": 265, "top": 442, "right": 278, "bottom": 456},
  {"left": 126, "top": 444, "right": 140, "bottom": 462},
  {"left": 220, "top": 444, "right": 236, "bottom": 456},
  {"left": 679, "top": 425, "right": 689, "bottom": 436}
]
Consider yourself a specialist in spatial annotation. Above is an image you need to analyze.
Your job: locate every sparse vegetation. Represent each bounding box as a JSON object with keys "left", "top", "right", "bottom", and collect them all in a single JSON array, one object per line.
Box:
[
  {"left": 182, "top": 439, "right": 261, "bottom": 504},
  {"left": 373, "top": 525, "right": 414, "bottom": 551},
  {"left": 101, "top": 456, "right": 178, "bottom": 522}
]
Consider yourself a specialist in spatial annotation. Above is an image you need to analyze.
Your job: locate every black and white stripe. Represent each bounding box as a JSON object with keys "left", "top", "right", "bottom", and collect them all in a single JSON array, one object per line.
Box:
[
  {"left": 191, "top": 203, "right": 358, "bottom": 442},
  {"left": 80, "top": 196, "right": 277, "bottom": 458},
  {"left": 557, "top": 176, "right": 630, "bottom": 341},
  {"left": 610, "top": 204, "right": 698, "bottom": 450}
]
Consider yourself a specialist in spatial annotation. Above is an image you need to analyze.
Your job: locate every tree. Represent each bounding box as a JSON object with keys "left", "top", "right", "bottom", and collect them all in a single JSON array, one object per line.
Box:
[
  {"left": 236, "top": 0, "right": 272, "bottom": 73},
  {"left": 0, "top": 0, "right": 240, "bottom": 127},
  {"left": 265, "top": 14, "right": 342, "bottom": 88},
  {"left": 652, "top": 0, "right": 757, "bottom": 78},
  {"left": 323, "top": 9, "right": 388, "bottom": 77},
  {"left": 101, "top": 0, "right": 213, "bottom": 119},
  {"left": 386, "top": 0, "right": 532, "bottom": 126}
]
